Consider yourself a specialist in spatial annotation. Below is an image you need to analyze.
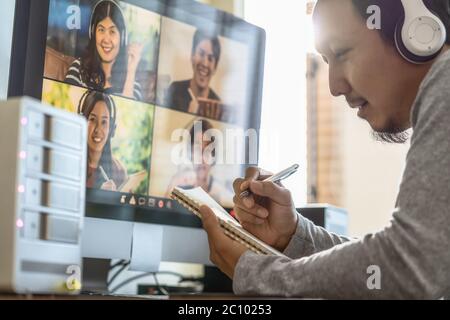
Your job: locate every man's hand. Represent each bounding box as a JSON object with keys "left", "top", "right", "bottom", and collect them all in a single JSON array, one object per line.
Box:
[
  {"left": 199, "top": 205, "right": 248, "bottom": 279},
  {"left": 233, "top": 167, "right": 299, "bottom": 252},
  {"left": 188, "top": 98, "right": 200, "bottom": 114}
]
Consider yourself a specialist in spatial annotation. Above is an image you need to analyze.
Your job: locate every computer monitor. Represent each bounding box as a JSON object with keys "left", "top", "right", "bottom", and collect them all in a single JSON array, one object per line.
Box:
[{"left": 8, "top": 0, "right": 265, "bottom": 273}]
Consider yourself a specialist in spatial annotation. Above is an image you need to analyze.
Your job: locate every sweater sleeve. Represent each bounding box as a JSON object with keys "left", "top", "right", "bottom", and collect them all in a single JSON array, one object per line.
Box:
[
  {"left": 283, "top": 214, "right": 353, "bottom": 259},
  {"left": 233, "top": 53, "right": 450, "bottom": 299}
]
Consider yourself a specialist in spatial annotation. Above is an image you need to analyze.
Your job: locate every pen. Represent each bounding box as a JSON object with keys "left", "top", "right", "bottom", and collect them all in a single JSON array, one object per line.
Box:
[
  {"left": 99, "top": 165, "right": 110, "bottom": 182},
  {"left": 239, "top": 164, "right": 300, "bottom": 198},
  {"left": 188, "top": 88, "right": 197, "bottom": 103}
]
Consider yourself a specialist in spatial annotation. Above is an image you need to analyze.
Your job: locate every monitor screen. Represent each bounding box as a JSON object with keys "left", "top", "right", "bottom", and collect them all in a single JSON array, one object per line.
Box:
[{"left": 9, "top": 0, "right": 265, "bottom": 228}]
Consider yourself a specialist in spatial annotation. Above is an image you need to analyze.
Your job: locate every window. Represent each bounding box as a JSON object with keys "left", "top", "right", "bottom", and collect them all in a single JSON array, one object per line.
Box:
[{"left": 244, "top": 0, "right": 311, "bottom": 205}]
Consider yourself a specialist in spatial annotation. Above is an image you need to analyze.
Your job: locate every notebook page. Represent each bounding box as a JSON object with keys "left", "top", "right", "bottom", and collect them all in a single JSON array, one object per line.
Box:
[
  {"left": 173, "top": 187, "right": 286, "bottom": 257},
  {"left": 176, "top": 187, "right": 239, "bottom": 226}
]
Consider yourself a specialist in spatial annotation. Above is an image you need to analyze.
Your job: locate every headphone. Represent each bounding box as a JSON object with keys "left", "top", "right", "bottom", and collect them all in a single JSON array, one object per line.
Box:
[
  {"left": 395, "top": 0, "right": 447, "bottom": 64},
  {"left": 78, "top": 90, "right": 118, "bottom": 138},
  {"left": 89, "top": 0, "right": 128, "bottom": 48}
]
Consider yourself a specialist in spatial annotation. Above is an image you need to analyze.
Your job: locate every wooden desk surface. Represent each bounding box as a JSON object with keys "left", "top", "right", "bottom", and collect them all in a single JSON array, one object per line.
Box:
[{"left": 0, "top": 293, "right": 288, "bottom": 300}]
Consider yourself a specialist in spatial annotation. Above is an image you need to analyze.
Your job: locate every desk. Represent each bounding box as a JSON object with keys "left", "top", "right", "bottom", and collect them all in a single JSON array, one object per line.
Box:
[
  {"left": 0, "top": 293, "right": 150, "bottom": 300},
  {"left": 0, "top": 293, "right": 290, "bottom": 300}
]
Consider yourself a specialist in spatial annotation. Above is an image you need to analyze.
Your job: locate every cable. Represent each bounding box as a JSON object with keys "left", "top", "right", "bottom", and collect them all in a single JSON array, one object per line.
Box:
[
  {"left": 109, "top": 271, "right": 185, "bottom": 294},
  {"left": 110, "top": 272, "right": 154, "bottom": 294},
  {"left": 178, "top": 275, "right": 204, "bottom": 283},
  {"left": 152, "top": 273, "right": 169, "bottom": 296},
  {"left": 152, "top": 271, "right": 185, "bottom": 279},
  {"left": 107, "top": 261, "right": 130, "bottom": 287},
  {"left": 109, "top": 259, "right": 127, "bottom": 270}
]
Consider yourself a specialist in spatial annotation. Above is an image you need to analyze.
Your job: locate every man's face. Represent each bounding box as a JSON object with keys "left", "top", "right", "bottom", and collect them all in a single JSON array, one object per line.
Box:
[
  {"left": 314, "top": 0, "right": 430, "bottom": 137},
  {"left": 96, "top": 17, "right": 121, "bottom": 64},
  {"left": 191, "top": 40, "right": 218, "bottom": 90}
]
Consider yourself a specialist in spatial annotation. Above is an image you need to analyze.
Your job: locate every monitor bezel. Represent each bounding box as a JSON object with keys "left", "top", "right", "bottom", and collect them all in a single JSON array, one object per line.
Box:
[{"left": 8, "top": 0, "right": 265, "bottom": 229}]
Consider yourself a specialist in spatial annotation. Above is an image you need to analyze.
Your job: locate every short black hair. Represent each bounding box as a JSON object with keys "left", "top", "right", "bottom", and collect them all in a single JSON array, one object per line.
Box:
[
  {"left": 191, "top": 29, "right": 221, "bottom": 67},
  {"left": 189, "top": 118, "right": 214, "bottom": 148},
  {"left": 350, "top": 0, "right": 450, "bottom": 45},
  {"left": 188, "top": 119, "right": 215, "bottom": 161}
]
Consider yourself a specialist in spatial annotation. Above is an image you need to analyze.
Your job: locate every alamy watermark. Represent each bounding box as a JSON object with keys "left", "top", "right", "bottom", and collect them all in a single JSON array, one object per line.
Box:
[
  {"left": 366, "top": 265, "right": 381, "bottom": 290},
  {"left": 367, "top": 5, "right": 381, "bottom": 30},
  {"left": 170, "top": 120, "right": 281, "bottom": 167},
  {"left": 66, "top": 5, "right": 81, "bottom": 30},
  {"left": 66, "top": 265, "right": 82, "bottom": 291}
]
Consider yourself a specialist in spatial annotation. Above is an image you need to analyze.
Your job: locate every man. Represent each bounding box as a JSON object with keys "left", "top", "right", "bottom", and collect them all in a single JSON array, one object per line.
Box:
[
  {"left": 166, "top": 119, "right": 234, "bottom": 207},
  {"left": 165, "top": 29, "right": 222, "bottom": 116},
  {"left": 199, "top": 0, "right": 450, "bottom": 299}
]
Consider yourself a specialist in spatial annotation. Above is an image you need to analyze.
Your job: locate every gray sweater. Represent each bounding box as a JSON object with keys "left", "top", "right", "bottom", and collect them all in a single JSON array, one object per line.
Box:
[{"left": 233, "top": 49, "right": 450, "bottom": 299}]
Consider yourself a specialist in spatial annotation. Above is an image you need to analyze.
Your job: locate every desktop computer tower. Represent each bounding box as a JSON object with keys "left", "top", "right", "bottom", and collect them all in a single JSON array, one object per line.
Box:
[
  {"left": 0, "top": 97, "right": 87, "bottom": 293},
  {"left": 297, "top": 204, "right": 348, "bottom": 236},
  {"left": 203, "top": 265, "right": 233, "bottom": 293}
]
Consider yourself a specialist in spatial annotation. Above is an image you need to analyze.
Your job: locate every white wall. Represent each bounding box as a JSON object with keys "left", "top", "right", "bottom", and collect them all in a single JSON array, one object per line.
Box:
[
  {"left": 338, "top": 97, "right": 410, "bottom": 237},
  {"left": 0, "top": 0, "right": 15, "bottom": 100},
  {"left": 244, "top": 0, "right": 308, "bottom": 207}
]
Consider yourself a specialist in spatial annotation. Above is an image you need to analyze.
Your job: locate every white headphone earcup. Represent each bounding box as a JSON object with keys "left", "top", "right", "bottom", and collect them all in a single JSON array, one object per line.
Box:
[
  {"left": 403, "top": 16, "right": 445, "bottom": 55},
  {"left": 397, "top": 0, "right": 446, "bottom": 63}
]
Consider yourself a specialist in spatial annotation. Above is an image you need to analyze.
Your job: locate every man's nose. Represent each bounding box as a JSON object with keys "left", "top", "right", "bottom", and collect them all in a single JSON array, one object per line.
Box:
[
  {"left": 328, "top": 65, "right": 351, "bottom": 97},
  {"left": 201, "top": 55, "right": 211, "bottom": 66}
]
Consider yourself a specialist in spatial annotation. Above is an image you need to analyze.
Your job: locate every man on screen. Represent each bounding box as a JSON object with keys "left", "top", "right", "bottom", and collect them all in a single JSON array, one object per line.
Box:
[
  {"left": 165, "top": 119, "right": 233, "bottom": 207},
  {"left": 165, "top": 29, "right": 222, "bottom": 118}
]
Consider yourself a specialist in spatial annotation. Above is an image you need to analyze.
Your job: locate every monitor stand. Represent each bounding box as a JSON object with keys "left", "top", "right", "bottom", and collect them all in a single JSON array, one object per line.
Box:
[{"left": 81, "top": 258, "right": 111, "bottom": 294}]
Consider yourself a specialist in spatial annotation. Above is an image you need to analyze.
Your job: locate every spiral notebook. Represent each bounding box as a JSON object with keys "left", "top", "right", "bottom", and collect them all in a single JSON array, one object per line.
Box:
[{"left": 171, "top": 187, "right": 285, "bottom": 257}]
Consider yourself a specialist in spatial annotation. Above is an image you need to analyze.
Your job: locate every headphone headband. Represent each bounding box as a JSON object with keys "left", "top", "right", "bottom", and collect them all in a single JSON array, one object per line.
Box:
[
  {"left": 89, "top": 0, "right": 128, "bottom": 47},
  {"left": 396, "top": 0, "right": 447, "bottom": 64}
]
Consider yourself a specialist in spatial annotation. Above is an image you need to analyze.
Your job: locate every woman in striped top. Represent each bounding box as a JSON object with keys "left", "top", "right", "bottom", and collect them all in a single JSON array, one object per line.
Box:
[
  {"left": 79, "top": 90, "right": 128, "bottom": 191},
  {"left": 65, "top": 0, "right": 143, "bottom": 100}
]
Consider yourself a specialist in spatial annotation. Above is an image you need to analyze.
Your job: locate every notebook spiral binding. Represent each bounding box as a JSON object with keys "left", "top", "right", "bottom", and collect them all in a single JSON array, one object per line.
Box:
[{"left": 170, "top": 190, "right": 270, "bottom": 255}]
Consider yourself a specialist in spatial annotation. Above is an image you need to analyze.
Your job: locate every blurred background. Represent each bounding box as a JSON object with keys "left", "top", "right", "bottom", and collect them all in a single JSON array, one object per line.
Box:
[{"left": 0, "top": 0, "right": 409, "bottom": 237}]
